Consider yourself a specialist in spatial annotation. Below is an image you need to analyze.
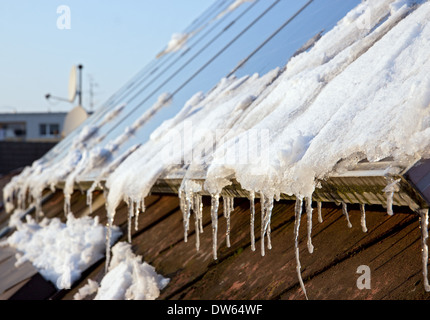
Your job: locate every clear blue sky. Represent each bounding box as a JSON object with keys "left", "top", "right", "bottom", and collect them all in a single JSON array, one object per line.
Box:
[{"left": 0, "top": 1, "right": 213, "bottom": 113}]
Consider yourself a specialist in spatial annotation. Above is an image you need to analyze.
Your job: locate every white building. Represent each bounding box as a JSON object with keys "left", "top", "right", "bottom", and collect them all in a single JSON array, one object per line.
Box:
[{"left": 0, "top": 112, "right": 67, "bottom": 142}]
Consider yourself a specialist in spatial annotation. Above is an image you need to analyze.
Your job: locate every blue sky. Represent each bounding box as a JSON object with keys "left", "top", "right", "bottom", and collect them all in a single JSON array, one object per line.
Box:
[{"left": 0, "top": 1, "right": 213, "bottom": 113}]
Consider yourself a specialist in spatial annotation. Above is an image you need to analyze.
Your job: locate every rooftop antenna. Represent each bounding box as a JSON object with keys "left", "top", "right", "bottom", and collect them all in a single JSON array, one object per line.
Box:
[
  {"left": 45, "top": 64, "right": 83, "bottom": 106},
  {"left": 45, "top": 64, "right": 88, "bottom": 138},
  {"left": 88, "top": 74, "right": 98, "bottom": 113}
]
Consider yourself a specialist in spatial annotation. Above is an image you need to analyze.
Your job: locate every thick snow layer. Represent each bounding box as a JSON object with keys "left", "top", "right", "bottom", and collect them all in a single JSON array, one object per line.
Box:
[
  {"left": 74, "top": 242, "right": 169, "bottom": 300},
  {"left": 103, "top": 0, "right": 430, "bottom": 213},
  {"left": 1, "top": 214, "right": 121, "bottom": 290}
]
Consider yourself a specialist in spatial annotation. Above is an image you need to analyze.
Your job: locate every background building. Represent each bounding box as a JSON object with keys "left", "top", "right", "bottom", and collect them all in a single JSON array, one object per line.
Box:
[{"left": 0, "top": 112, "right": 67, "bottom": 142}]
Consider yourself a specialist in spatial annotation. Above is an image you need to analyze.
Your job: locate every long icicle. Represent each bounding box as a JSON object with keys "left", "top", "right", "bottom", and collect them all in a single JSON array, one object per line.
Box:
[
  {"left": 135, "top": 199, "right": 144, "bottom": 231},
  {"left": 294, "top": 197, "right": 308, "bottom": 300},
  {"left": 127, "top": 197, "right": 134, "bottom": 243},
  {"left": 317, "top": 201, "right": 323, "bottom": 223},
  {"left": 266, "top": 196, "right": 274, "bottom": 251},
  {"left": 211, "top": 194, "right": 220, "bottom": 260},
  {"left": 183, "top": 191, "right": 192, "bottom": 243},
  {"left": 260, "top": 193, "right": 266, "bottom": 256},
  {"left": 223, "top": 196, "right": 233, "bottom": 248},
  {"left": 360, "top": 203, "right": 368, "bottom": 233},
  {"left": 194, "top": 194, "right": 203, "bottom": 251},
  {"left": 249, "top": 191, "right": 256, "bottom": 251},
  {"left": 105, "top": 207, "right": 114, "bottom": 274},
  {"left": 419, "top": 208, "right": 430, "bottom": 292},
  {"left": 305, "top": 197, "right": 314, "bottom": 254},
  {"left": 342, "top": 202, "right": 352, "bottom": 228}
]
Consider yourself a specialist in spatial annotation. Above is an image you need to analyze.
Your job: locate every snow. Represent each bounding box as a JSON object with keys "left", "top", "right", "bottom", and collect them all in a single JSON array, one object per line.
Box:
[
  {"left": 74, "top": 242, "right": 169, "bottom": 300},
  {"left": 1, "top": 214, "right": 121, "bottom": 290},
  {"left": 157, "top": 33, "right": 190, "bottom": 58},
  {"left": 89, "top": 242, "right": 169, "bottom": 300},
  {"left": 3, "top": 0, "right": 430, "bottom": 298}
]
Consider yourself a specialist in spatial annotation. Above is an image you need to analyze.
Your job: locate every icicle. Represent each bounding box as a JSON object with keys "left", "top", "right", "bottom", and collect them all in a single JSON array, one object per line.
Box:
[
  {"left": 64, "top": 194, "right": 71, "bottom": 217},
  {"left": 210, "top": 194, "right": 220, "bottom": 260},
  {"left": 34, "top": 193, "right": 44, "bottom": 221},
  {"left": 86, "top": 181, "right": 101, "bottom": 215},
  {"left": 105, "top": 211, "right": 114, "bottom": 274},
  {"left": 193, "top": 194, "right": 203, "bottom": 251},
  {"left": 294, "top": 197, "right": 308, "bottom": 300},
  {"left": 127, "top": 197, "right": 134, "bottom": 243},
  {"left": 223, "top": 196, "right": 234, "bottom": 248},
  {"left": 260, "top": 193, "right": 266, "bottom": 256},
  {"left": 260, "top": 193, "right": 274, "bottom": 256},
  {"left": 360, "top": 204, "right": 368, "bottom": 233},
  {"left": 317, "top": 201, "right": 323, "bottom": 223},
  {"left": 419, "top": 208, "right": 430, "bottom": 292},
  {"left": 134, "top": 199, "right": 144, "bottom": 231},
  {"left": 266, "top": 196, "right": 274, "bottom": 251},
  {"left": 342, "top": 202, "right": 352, "bottom": 228},
  {"left": 199, "top": 201, "right": 203, "bottom": 233},
  {"left": 383, "top": 178, "right": 400, "bottom": 216},
  {"left": 305, "top": 197, "right": 314, "bottom": 254},
  {"left": 86, "top": 189, "right": 93, "bottom": 214},
  {"left": 266, "top": 215, "right": 272, "bottom": 251},
  {"left": 249, "top": 191, "right": 256, "bottom": 252},
  {"left": 182, "top": 191, "right": 193, "bottom": 243}
]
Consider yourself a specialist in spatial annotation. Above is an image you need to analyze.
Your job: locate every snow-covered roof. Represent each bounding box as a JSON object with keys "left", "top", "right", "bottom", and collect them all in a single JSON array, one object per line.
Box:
[{"left": 2, "top": 0, "right": 430, "bottom": 299}]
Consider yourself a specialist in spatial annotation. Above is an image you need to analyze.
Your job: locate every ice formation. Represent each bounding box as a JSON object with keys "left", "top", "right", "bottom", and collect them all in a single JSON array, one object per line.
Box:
[
  {"left": 3, "top": 0, "right": 430, "bottom": 299},
  {"left": 360, "top": 204, "right": 368, "bottom": 233},
  {"left": 1, "top": 214, "right": 121, "bottom": 290}
]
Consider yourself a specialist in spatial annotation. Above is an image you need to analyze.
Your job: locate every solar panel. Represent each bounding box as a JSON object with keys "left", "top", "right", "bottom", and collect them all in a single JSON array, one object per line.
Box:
[{"left": 35, "top": 0, "right": 361, "bottom": 182}]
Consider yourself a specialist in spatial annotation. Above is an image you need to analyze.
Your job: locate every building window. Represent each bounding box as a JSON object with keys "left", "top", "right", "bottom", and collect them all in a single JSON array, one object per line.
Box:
[
  {"left": 40, "top": 123, "right": 59, "bottom": 137},
  {"left": 40, "top": 124, "right": 47, "bottom": 136},
  {"left": 49, "top": 124, "right": 59, "bottom": 135}
]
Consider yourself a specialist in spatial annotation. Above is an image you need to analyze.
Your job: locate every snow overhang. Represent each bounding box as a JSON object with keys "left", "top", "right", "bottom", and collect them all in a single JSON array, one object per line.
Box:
[{"left": 146, "top": 158, "right": 430, "bottom": 213}]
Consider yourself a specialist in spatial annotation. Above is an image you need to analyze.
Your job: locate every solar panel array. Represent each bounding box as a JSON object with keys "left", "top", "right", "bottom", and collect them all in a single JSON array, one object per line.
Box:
[{"left": 43, "top": 0, "right": 361, "bottom": 182}]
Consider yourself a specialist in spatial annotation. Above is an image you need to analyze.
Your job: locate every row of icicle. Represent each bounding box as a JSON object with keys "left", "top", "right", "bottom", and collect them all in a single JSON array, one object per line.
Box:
[{"left": 90, "top": 178, "right": 429, "bottom": 299}]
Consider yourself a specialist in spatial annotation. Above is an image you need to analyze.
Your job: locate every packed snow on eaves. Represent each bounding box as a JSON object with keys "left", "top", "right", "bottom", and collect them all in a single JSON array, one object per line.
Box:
[{"left": 3, "top": 0, "right": 430, "bottom": 299}]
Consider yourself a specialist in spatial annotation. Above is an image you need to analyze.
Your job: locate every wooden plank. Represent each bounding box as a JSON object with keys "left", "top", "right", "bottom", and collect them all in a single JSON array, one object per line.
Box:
[
  {"left": 0, "top": 247, "right": 38, "bottom": 298},
  {"left": 163, "top": 202, "right": 424, "bottom": 300}
]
